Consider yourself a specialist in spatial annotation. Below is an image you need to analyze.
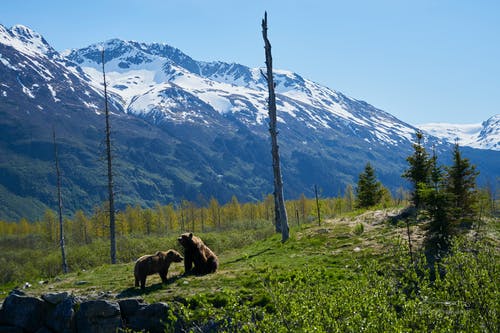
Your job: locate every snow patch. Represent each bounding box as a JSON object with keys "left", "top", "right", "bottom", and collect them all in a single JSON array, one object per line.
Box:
[
  {"left": 20, "top": 83, "right": 35, "bottom": 98},
  {"left": 0, "top": 53, "right": 18, "bottom": 70},
  {"left": 47, "top": 84, "right": 60, "bottom": 102},
  {"left": 196, "top": 91, "right": 232, "bottom": 114}
]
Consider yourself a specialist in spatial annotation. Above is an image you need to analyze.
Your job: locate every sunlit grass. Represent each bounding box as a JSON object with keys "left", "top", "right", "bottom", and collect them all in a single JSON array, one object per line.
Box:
[{"left": 1, "top": 208, "right": 498, "bottom": 332}]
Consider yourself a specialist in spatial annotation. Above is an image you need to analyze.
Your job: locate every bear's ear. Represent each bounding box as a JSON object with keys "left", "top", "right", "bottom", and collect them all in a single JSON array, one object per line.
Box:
[{"left": 189, "top": 233, "right": 193, "bottom": 239}]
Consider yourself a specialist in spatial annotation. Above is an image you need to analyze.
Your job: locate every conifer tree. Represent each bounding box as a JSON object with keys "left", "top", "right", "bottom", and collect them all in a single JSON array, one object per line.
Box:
[
  {"left": 356, "top": 162, "right": 383, "bottom": 208},
  {"left": 446, "top": 142, "right": 479, "bottom": 220},
  {"left": 419, "top": 149, "right": 452, "bottom": 242},
  {"left": 403, "top": 131, "right": 432, "bottom": 209}
]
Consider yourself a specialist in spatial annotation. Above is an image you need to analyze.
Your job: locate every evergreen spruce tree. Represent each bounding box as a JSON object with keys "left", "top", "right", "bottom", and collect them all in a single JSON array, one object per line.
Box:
[
  {"left": 446, "top": 142, "right": 479, "bottom": 220},
  {"left": 419, "top": 148, "right": 452, "bottom": 247},
  {"left": 403, "top": 131, "right": 432, "bottom": 208},
  {"left": 356, "top": 162, "right": 383, "bottom": 208}
]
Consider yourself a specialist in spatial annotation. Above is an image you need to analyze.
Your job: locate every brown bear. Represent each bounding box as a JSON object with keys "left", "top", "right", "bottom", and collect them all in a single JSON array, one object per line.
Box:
[
  {"left": 177, "top": 232, "right": 218, "bottom": 275},
  {"left": 134, "top": 249, "right": 183, "bottom": 290}
]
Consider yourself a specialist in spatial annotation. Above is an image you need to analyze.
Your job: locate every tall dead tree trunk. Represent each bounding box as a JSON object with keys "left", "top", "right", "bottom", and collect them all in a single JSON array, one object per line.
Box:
[
  {"left": 102, "top": 49, "right": 117, "bottom": 264},
  {"left": 315, "top": 185, "right": 321, "bottom": 226},
  {"left": 53, "top": 128, "right": 68, "bottom": 273},
  {"left": 262, "top": 12, "right": 289, "bottom": 242},
  {"left": 406, "top": 219, "right": 414, "bottom": 265}
]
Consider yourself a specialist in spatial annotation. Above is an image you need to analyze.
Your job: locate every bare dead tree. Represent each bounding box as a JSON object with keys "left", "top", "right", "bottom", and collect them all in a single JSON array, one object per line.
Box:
[
  {"left": 315, "top": 184, "right": 321, "bottom": 226},
  {"left": 406, "top": 219, "right": 414, "bottom": 265},
  {"left": 53, "top": 128, "right": 68, "bottom": 273},
  {"left": 261, "top": 12, "right": 289, "bottom": 242},
  {"left": 102, "top": 49, "right": 117, "bottom": 264}
]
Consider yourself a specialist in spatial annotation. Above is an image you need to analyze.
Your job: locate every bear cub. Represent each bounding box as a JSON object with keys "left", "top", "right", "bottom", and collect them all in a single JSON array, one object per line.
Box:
[
  {"left": 178, "top": 232, "right": 218, "bottom": 275},
  {"left": 134, "top": 249, "right": 183, "bottom": 290}
]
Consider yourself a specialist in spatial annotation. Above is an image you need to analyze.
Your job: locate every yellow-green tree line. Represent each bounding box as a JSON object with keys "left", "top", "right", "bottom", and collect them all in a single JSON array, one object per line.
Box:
[
  {"left": 1, "top": 184, "right": 495, "bottom": 244},
  {"left": 0, "top": 188, "right": 406, "bottom": 242}
]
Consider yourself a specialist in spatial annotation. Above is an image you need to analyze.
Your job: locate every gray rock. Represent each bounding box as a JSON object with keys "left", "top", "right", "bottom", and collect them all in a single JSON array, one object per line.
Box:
[
  {"left": 75, "top": 300, "right": 122, "bottom": 333},
  {"left": 74, "top": 281, "right": 87, "bottom": 286},
  {"left": 118, "top": 299, "right": 145, "bottom": 319},
  {"left": 42, "top": 292, "right": 69, "bottom": 305},
  {"left": 7, "top": 289, "right": 25, "bottom": 297},
  {"left": 46, "top": 296, "right": 79, "bottom": 333},
  {"left": 34, "top": 326, "right": 53, "bottom": 333},
  {"left": 0, "top": 292, "right": 47, "bottom": 332},
  {"left": 0, "top": 325, "right": 24, "bottom": 333},
  {"left": 127, "top": 302, "right": 173, "bottom": 333}
]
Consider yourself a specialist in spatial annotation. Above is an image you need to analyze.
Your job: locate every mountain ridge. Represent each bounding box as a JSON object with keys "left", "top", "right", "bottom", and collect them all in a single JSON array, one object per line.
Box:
[
  {"left": 1, "top": 24, "right": 498, "bottom": 221},
  {"left": 418, "top": 114, "right": 500, "bottom": 151},
  {"left": 67, "top": 38, "right": 422, "bottom": 147}
]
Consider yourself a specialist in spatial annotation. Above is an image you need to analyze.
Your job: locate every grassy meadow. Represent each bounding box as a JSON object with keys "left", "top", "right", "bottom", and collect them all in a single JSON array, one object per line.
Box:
[{"left": 0, "top": 203, "right": 498, "bottom": 332}]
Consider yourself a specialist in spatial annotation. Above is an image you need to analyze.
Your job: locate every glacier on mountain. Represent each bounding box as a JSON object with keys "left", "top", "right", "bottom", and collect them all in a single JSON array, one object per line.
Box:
[{"left": 419, "top": 114, "right": 500, "bottom": 151}]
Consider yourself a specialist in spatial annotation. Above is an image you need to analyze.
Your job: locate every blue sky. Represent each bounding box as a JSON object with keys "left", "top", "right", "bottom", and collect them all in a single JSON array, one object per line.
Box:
[{"left": 2, "top": 0, "right": 499, "bottom": 125}]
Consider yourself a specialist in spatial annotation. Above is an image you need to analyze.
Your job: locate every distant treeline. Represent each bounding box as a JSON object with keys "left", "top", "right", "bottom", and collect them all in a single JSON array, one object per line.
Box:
[{"left": 0, "top": 185, "right": 407, "bottom": 242}]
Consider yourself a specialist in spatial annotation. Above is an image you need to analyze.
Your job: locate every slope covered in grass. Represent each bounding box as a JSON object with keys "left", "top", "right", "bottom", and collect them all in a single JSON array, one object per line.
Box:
[{"left": 1, "top": 208, "right": 499, "bottom": 332}]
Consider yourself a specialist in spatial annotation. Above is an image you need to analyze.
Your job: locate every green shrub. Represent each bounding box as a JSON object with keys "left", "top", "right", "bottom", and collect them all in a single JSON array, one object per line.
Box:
[
  {"left": 353, "top": 222, "right": 364, "bottom": 235},
  {"left": 174, "top": 236, "right": 499, "bottom": 332}
]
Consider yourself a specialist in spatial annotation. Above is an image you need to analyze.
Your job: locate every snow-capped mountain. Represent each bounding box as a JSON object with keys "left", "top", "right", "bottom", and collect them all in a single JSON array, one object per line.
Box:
[
  {"left": 1, "top": 24, "right": 498, "bottom": 220},
  {"left": 0, "top": 24, "right": 56, "bottom": 57},
  {"left": 0, "top": 24, "right": 122, "bottom": 116},
  {"left": 67, "top": 39, "right": 417, "bottom": 147},
  {"left": 419, "top": 114, "right": 500, "bottom": 151}
]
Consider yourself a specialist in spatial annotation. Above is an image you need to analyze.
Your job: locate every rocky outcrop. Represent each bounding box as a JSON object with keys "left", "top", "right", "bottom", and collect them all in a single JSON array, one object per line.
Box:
[
  {"left": 0, "top": 289, "right": 48, "bottom": 333},
  {"left": 0, "top": 289, "right": 177, "bottom": 333}
]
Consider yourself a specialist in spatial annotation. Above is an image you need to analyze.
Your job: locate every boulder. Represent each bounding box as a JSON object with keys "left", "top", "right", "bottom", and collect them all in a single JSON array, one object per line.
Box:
[
  {"left": 34, "top": 327, "right": 53, "bottom": 333},
  {"left": 127, "top": 302, "right": 174, "bottom": 333},
  {"left": 118, "top": 298, "right": 145, "bottom": 320},
  {"left": 0, "top": 325, "right": 24, "bottom": 333},
  {"left": 46, "top": 296, "right": 79, "bottom": 333},
  {"left": 75, "top": 300, "right": 122, "bottom": 333},
  {"left": 42, "top": 292, "right": 69, "bottom": 305},
  {"left": 0, "top": 291, "right": 47, "bottom": 332}
]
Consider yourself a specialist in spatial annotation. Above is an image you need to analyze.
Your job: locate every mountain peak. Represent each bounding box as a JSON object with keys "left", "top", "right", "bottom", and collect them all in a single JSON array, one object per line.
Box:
[
  {"left": 11, "top": 24, "right": 40, "bottom": 39},
  {"left": 0, "top": 24, "right": 55, "bottom": 57}
]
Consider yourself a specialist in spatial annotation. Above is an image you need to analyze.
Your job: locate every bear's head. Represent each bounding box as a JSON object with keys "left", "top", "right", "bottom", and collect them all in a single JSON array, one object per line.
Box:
[
  {"left": 167, "top": 249, "right": 184, "bottom": 263},
  {"left": 178, "top": 232, "right": 194, "bottom": 248}
]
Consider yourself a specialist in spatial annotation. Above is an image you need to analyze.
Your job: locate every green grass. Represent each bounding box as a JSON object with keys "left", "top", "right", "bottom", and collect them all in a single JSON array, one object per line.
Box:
[
  {"left": 1, "top": 209, "right": 499, "bottom": 332},
  {"left": 0, "top": 211, "right": 390, "bottom": 300}
]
